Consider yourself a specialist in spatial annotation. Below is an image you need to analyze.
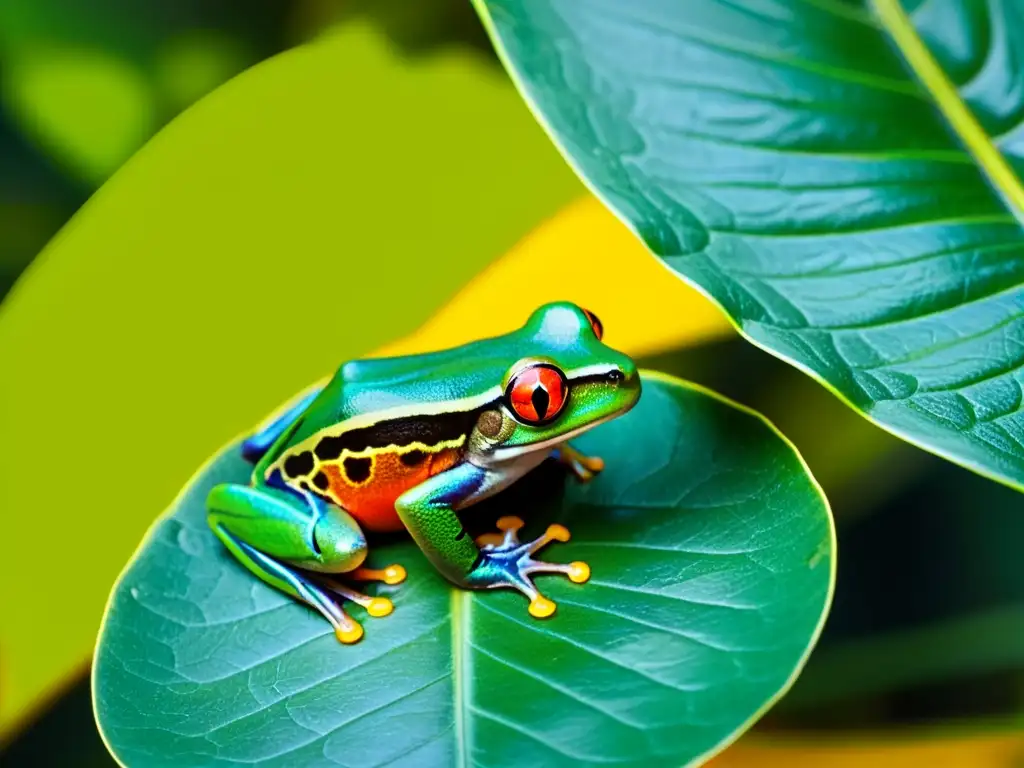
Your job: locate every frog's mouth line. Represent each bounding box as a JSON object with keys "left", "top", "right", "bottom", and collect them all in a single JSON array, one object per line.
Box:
[{"left": 488, "top": 400, "right": 638, "bottom": 464}]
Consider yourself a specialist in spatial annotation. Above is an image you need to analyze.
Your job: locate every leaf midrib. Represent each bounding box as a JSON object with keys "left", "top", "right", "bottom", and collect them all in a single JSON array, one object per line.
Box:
[
  {"left": 452, "top": 590, "right": 473, "bottom": 768},
  {"left": 872, "top": 0, "right": 1024, "bottom": 219}
]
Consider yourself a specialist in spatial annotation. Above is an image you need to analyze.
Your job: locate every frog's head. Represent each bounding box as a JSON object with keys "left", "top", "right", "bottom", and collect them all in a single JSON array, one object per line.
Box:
[{"left": 483, "top": 302, "right": 641, "bottom": 460}]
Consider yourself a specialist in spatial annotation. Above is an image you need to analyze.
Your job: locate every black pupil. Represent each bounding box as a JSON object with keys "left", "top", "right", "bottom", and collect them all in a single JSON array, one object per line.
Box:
[
  {"left": 608, "top": 370, "right": 623, "bottom": 382},
  {"left": 531, "top": 384, "right": 551, "bottom": 421}
]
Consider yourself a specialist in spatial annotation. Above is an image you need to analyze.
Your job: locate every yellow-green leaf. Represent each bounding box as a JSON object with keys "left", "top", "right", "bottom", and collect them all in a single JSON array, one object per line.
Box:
[{"left": 0, "top": 21, "right": 582, "bottom": 734}]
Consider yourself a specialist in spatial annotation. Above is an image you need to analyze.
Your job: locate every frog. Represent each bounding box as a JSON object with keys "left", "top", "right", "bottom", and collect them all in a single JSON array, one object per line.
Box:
[{"left": 206, "top": 301, "right": 641, "bottom": 643}]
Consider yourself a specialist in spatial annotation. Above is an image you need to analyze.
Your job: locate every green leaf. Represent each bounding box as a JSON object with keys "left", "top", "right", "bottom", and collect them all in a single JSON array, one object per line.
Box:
[
  {"left": 472, "top": 0, "right": 1024, "bottom": 490},
  {"left": 93, "top": 373, "right": 834, "bottom": 768}
]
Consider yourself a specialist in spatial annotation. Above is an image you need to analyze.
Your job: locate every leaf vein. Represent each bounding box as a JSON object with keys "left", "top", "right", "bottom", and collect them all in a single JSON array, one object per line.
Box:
[{"left": 467, "top": 640, "right": 649, "bottom": 730}]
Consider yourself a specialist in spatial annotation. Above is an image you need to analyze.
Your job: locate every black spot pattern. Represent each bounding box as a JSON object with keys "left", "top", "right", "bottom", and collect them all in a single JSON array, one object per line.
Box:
[
  {"left": 313, "top": 404, "right": 495, "bottom": 460},
  {"left": 283, "top": 451, "right": 314, "bottom": 478},
  {"left": 344, "top": 456, "right": 373, "bottom": 483},
  {"left": 314, "top": 435, "right": 345, "bottom": 461},
  {"left": 400, "top": 449, "right": 427, "bottom": 466},
  {"left": 312, "top": 470, "right": 330, "bottom": 490}
]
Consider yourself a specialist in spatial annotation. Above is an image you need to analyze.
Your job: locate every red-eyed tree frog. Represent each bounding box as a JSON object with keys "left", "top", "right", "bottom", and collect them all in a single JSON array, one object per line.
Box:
[{"left": 207, "top": 302, "right": 641, "bottom": 643}]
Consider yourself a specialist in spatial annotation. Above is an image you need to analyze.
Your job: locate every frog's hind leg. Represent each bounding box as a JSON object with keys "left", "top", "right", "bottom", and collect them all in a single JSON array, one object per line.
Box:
[
  {"left": 207, "top": 482, "right": 382, "bottom": 644},
  {"left": 313, "top": 562, "right": 408, "bottom": 618},
  {"left": 350, "top": 564, "right": 408, "bottom": 586},
  {"left": 346, "top": 565, "right": 405, "bottom": 589},
  {"left": 313, "top": 577, "right": 395, "bottom": 618},
  {"left": 213, "top": 526, "right": 365, "bottom": 643}
]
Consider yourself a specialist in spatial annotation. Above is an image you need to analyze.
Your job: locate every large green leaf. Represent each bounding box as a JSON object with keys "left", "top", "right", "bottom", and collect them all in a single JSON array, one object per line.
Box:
[
  {"left": 93, "top": 373, "right": 834, "bottom": 768},
  {"left": 472, "top": 0, "right": 1024, "bottom": 490}
]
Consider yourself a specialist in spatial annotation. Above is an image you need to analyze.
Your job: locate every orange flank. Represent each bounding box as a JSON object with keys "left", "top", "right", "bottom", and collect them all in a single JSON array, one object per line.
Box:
[{"left": 318, "top": 446, "right": 463, "bottom": 532}]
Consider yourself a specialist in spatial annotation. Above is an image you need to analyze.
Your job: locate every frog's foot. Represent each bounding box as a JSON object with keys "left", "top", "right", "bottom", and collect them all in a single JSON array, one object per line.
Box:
[
  {"left": 552, "top": 444, "right": 605, "bottom": 483},
  {"left": 470, "top": 516, "right": 590, "bottom": 618},
  {"left": 325, "top": 604, "right": 365, "bottom": 645},
  {"left": 350, "top": 564, "right": 408, "bottom": 586},
  {"left": 313, "top": 574, "right": 399, "bottom": 644}
]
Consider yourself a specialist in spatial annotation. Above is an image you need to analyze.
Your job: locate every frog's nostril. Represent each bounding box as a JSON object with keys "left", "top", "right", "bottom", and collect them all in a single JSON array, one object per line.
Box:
[{"left": 621, "top": 359, "right": 639, "bottom": 383}]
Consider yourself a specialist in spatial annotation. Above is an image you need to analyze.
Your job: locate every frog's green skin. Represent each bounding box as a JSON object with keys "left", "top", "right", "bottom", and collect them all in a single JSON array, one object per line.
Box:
[{"left": 207, "top": 302, "right": 640, "bottom": 643}]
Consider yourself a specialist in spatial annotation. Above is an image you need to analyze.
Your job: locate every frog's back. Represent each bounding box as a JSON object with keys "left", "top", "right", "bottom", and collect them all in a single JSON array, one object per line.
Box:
[
  {"left": 268, "top": 337, "right": 517, "bottom": 532},
  {"left": 331, "top": 335, "right": 525, "bottom": 420}
]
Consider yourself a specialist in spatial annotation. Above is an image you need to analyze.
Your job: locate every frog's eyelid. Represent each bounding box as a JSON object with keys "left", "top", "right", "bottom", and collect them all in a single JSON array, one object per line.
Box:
[{"left": 581, "top": 307, "right": 604, "bottom": 340}]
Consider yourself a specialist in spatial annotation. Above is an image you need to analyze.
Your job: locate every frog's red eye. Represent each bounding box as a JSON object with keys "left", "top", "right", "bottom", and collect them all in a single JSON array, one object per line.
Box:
[
  {"left": 581, "top": 308, "right": 604, "bottom": 340},
  {"left": 505, "top": 364, "right": 568, "bottom": 424}
]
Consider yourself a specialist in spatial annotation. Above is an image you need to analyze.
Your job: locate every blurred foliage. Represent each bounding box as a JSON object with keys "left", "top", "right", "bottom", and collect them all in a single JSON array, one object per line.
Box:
[
  {"left": 0, "top": 0, "right": 499, "bottom": 300},
  {"left": 710, "top": 728, "right": 1024, "bottom": 767},
  {"left": 376, "top": 195, "right": 735, "bottom": 362},
  {"left": 290, "top": 0, "right": 497, "bottom": 57},
  {"left": 0, "top": 1, "right": 280, "bottom": 297}
]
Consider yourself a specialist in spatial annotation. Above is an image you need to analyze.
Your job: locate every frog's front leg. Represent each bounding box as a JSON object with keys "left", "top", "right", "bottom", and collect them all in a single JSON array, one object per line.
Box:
[
  {"left": 551, "top": 442, "right": 605, "bottom": 482},
  {"left": 395, "top": 464, "right": 589, "bottom": 618},
  {"left": 207, "top": 484, "right": 404, "bottom": 644}
]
